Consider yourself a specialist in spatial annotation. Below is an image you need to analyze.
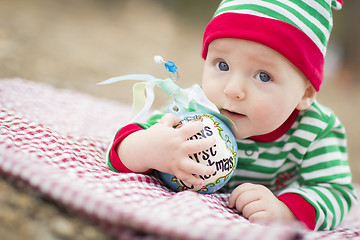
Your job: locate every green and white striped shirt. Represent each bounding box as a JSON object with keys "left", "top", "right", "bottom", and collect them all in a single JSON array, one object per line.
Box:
[{"left": 224, "top": 100, "right": 356, "bottom": 230}]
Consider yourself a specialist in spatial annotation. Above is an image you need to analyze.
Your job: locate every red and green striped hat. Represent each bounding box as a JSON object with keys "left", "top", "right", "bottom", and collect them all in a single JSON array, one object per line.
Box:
[{"left": 202, "top": 0, "right": 343, "bottom": 91}]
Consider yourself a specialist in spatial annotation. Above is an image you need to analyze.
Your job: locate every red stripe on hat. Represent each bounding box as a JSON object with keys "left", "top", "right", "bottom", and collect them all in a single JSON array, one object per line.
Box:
[{"left": 202, "top": 13, "right": 324, "bottom": 91}]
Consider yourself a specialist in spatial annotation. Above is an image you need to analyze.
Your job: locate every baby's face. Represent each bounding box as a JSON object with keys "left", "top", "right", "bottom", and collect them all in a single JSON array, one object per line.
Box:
[{"left": 202, "top": 38, "right": 312, "bottom": 140}]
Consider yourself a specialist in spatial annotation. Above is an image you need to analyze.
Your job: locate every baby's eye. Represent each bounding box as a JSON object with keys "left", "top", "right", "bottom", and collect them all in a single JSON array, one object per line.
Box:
[
  {"left": 215, "top": 61, "right": 229, "bottom": 71},
  {"left": 254, "top": 72, "right": 272, "bottom": 82}
]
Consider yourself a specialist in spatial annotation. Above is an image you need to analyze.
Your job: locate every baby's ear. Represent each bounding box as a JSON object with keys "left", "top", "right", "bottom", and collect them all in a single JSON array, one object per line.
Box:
[{"left": 296, "top": 85, "right": 316, "bottom": 110}]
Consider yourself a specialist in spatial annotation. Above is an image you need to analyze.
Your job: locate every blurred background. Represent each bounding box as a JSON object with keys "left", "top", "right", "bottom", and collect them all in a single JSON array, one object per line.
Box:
[{"left": 0, "top": 0, "right": 359, "bottom": 238}]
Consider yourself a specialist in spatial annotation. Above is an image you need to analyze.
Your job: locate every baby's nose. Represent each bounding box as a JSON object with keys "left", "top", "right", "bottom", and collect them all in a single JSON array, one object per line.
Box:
[{"left": 224, "top": 77, "right": 246, "bottom": 101}]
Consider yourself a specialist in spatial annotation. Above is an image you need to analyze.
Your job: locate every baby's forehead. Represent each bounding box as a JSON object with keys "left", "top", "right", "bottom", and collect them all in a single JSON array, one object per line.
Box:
[{"left": 208, "top": 38, "right": 284, "bottom": 59}]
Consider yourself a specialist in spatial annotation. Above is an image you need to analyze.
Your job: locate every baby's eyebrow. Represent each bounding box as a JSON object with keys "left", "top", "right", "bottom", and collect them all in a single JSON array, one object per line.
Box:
[
  {"left": 246, "top": 51, "right": 281, "bottom": 68},
  {"left": 208, "top": 41, "right": 233, "bottom": 55}
]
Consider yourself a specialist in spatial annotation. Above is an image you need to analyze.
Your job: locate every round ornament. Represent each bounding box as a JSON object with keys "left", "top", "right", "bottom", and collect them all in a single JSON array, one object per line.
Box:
[{"left": 159, "top": 112, "right": 238, "bottom": 193}]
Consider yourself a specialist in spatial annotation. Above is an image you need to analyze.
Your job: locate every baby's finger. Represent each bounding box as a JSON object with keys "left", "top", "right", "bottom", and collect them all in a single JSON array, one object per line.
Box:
[
  {"left": 242, "top": 200, "right": 264, "bottom": 219},
  {"left": 228, "top": 183, "right": 257, "bottom": 208},
  {"left": 248, "top": 211, "right": 271, "bottom": 223},
  {"left": 174, "top": 170, "right": 204, "bottom": 186},
  {"left": 178, "top": 158, "right": 215, "bottom": 176},
  {"left": 182, "top": 136, "right": 216, "bottom": 154},
  {"left": 234, "top": 191, "right": 262, "bottom": 216},
  {"left": 160, "top": 113, "right": 181, "bottom": 127},
  {"left": 177, "top": 120, "right": 204, "bottom": 139}
]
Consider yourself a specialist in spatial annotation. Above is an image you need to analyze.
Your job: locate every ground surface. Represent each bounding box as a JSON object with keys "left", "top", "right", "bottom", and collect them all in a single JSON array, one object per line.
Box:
[{"left": 0, "top": 0, "right": 359, "bottom": 239}]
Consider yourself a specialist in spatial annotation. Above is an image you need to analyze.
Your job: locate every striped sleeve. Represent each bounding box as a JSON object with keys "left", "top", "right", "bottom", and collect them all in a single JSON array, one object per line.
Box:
[
  {"left": 106, "top": 124, "right": 146, "bottom": 173},
  {"left": 105, "top": 112, "right": 165, "bottom": 172},
  {"left": 280, "top": 104, "right": 357, "bottom": 230}
]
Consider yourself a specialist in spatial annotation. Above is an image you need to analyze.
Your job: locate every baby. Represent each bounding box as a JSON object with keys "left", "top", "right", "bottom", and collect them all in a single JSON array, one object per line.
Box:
[{"left": 106, "top": 0, "right": 356, "bottom": 230}]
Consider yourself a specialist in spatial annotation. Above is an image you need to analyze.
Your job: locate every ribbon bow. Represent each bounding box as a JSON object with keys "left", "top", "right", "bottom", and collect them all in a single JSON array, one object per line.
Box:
[{"left": 97, "top": 74, "right": 220, "bottom": 123}]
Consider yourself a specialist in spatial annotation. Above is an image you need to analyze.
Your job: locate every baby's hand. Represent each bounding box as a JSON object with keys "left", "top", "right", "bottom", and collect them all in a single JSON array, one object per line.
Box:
[
  {"left": 118, "top": 113, "right": 216, "bottom": 186},
  {"left": 147, "top": 113, "right": 216, "bottom": 185},
  {"left": 228, "top": 183, "right": 296, "bottom": 223}
]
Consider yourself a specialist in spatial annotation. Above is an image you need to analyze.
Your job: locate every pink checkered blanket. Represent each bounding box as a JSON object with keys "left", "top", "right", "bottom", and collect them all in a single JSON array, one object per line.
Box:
[{"left": 0, "top": 78, "right": 359, "bottom": 240}]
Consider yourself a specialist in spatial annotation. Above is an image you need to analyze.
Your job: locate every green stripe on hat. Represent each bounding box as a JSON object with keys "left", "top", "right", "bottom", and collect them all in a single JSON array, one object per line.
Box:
[{"left": 213, "top": 0, "right": 337, "bottom": 56}]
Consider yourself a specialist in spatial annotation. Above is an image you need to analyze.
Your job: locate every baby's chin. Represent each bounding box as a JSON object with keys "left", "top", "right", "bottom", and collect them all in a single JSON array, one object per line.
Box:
[
  {"left": 233, "top": 130, "right": 253, "bottom": 141},
  {"left": 220, "top": 109, "right": 283, "bottom": 140}
]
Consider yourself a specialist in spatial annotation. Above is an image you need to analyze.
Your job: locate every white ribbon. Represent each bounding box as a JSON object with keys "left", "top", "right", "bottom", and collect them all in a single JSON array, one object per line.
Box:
[{"left": 98, "top": 74, "right": 222, "bottom": 123}]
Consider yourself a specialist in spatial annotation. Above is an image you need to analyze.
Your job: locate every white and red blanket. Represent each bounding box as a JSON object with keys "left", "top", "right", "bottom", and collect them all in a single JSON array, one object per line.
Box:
[{"left": 0, "top": 78, "right": 359, "bottom": 240}]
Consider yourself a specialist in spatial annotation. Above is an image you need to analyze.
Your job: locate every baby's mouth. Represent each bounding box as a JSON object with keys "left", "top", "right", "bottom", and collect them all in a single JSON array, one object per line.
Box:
[{"left": 221, "top": 109, "right": 246, "bottom": 120}]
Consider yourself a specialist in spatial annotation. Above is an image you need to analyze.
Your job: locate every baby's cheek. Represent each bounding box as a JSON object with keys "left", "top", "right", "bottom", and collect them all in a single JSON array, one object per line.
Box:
[
  {"left": 204, "top": 89, "right": 219, "bottom": 106},
  {"left": 252, "top": 107, "right": 283, "bottom": 132}
]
